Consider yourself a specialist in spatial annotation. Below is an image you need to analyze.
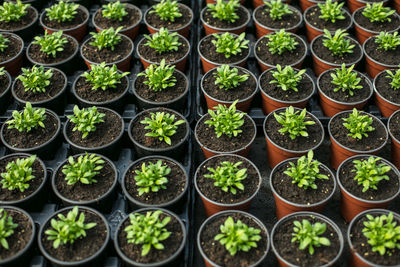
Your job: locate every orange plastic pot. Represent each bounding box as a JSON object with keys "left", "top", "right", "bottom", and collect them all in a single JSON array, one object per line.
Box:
[
  {"left": 201, "top": 6, "right": 250, "bottom": 35},
  {"left": 348, "top": 0, "right": 389, "bottom": 14},
  {"left": 299, "top": 0, "right": 323, "bottom": 12},
  {"left": 373, "top": 70, "right": 400, "bottom": 118},
  {"left": 388, "top": 110, "right": 400, "bottom": 170},
  {"left": 0, "top": 33, "right": 24, "bottom": 76},
  {"left": 395, "top": 0, "right": 400, "bottom": 14}
]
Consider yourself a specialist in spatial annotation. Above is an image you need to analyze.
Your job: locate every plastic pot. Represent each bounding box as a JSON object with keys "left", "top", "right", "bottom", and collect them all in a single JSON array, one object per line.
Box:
[
  {"left": 348, "top": 0, "right": 390, "bottom": 14},
  {"left": 0, "top": 69, "right": 12, "bottom": 114},
  {"left": 194, "top": 154, "right": 262, "bottom": 217},
  {"left": 0, "top": 6, "right": 38, "bottom": 41},
  {"left": 395, "top": 0, "right": 400, "bottom": 14},
  {"left": 388, "top": 110, "right": 400, "bottom": 169},
  {"left": 298, "top": 0, "right": 323, "bottom": 12},
  {"left": 373, "top": 70, "right": 400, "bottom": 118},
  {"left": 0, "top": 33, "right": 24, "bottom": 76}
]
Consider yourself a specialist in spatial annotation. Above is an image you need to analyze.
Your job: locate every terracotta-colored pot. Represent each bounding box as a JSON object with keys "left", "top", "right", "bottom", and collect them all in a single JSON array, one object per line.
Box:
[
  {"left": 373, "top": 70, "right": 400, "bottom": 118},
  {"left": 388, "top": 110, "right": 400, "bottom": 170},
  {"left": 348, "top": 0, "right": 390, "bottom": 14},
  {"left": 395, "top": 0, "right": 400, "bottom": 14},
  {"left": 201, "top": 6, "right": 251, "bottom": 35},
  {"left": 299, "top": 0, "right": 323, "bottom": 12},
  {"left": 0, "top": 33, "right": 24, "bottom": 76},
  {"left": 263, "top": 107, "right": 325, "bottom": 169}
]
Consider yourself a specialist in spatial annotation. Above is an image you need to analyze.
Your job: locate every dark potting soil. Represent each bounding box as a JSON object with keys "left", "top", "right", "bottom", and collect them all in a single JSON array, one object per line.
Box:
[
  {"left": 354, "top": 8, "right": 400, "bottom": 33},
  {"left": 28, "top": 36, "right": 77, "bottom": 65},
  {"left": 202, "top": 68, "right": 257, "bottom": 102},
  {"left": 134, "top": 70, "right": 187, "bottom": 102},
  {"left": 66, "top": 109, "right": 122, "bottom": 148},
  {"left": 3, "top": 111, "right": 59, "bottom": 149},
  {"left": 305, "top": 5, "right": 351, "bottom": 31},
  {"left": 197, "top": 155, "right": 259, "bottom": 204},
  {"left": 146, "top": 5, "right": 192, "bottom": 31},
  {"left": 118, "top": 211, "right": 183, "bottom": 264},
  {"left": 196, "top": 114, "right": 255, "bottom": 152},
  {"left": 199, "top": 35, "right": 249, "bottom": 65},
  {"left": 125, "top": 158, "right": 186, "bottom": 205},
  {"left": 0, "top": 155, "right": 44, "bottom": 201},
  {"left": 350, "top": 213, "right": 400, "bottom": 266},
  {"left": 202, "top": 6, "right": 248, "bottom": 29},
  {"left": 94, "top": 6, "right": 141, "bottom": 30},
  {"left": 375, "top": 71, "right": 400, "bottom": 104},
  {"left": 131, "top": 108, "right": 187, "bottom": 149},
  {"left": 82, "top": 35, "right": 132, "bottom": 64},
  {"left": 330, "top": 111, "right": 387, "bottom": 151},
  {"left": 255, "top": 35, "right": 306, "bottom": 66},
  {"left": 260, "top": 70, "right": 313, "bottom": 101},
  {"left": 365, "top": 36, "right": 400, "bottom": 66},
  {"left": 13, "top": 69, "right": 66, "bottom": 102},
  {"left": 272, "top": 159, "right": 334, "bottom": 204},
  {"left": 255, "top": 6, "right": 301, "bottom": 30},
  {"left": 55, "top": 156, "right": 115, "bottom": 202},
  {"left": 200, "top": 212, "right": 268, "bottom": 267},
  {"left": 0, "top": 209, "right": 33, "bottom": 261},
  {"left": 42, "top": 8, "right": 87, "bottom": 30},
  {"left": 389, "top": 111, "right": 400, "bottom": 141},
  {"left": 41, "top": 209, "right": 107, "bottom": 262},
  {"left": 0, "top": 73, "right": 10, "bottom": 95},
  {"left": 319, "top": 70, "right": 371, "bottom": 103},
  {"left": 0, "top": 34, "right": 22, "bottom": 63},
  {"left": 0, "top": 7, "right": 36, "bottom": 31},
  {"left": 273, "top": 215, "right": 341, "bottom": 267}
]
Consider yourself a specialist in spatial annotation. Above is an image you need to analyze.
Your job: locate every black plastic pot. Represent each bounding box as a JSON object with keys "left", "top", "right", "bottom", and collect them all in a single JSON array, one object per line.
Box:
[
  {"left": 0, "top": 32, "right": 24, "bottom": 77},
  {"left": 0, "top": 69, "right": 12, "bottom": 114},
  {"left": 0, "top": 6, "right": 39, "bottom": 40}
]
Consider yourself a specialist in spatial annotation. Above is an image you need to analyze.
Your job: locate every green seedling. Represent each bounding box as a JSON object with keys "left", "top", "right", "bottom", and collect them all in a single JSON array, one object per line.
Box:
[
  {"left": 204, "top": 161, "right": 247, "bottom": 194},
  {"left": 0, "top": 155, "right": 36, "bottom": 192},
  {"left": 274, "top": 106, "right": 315, "bottom": 140},
  {"left": 134, "top": 160, "right": 170, "bottom": 195},
  {"left": 62, "top": 153, "right": 104, "bottom": 185},
  {"left": 67, "top": 105, "right": 105, "bottom": 139}
]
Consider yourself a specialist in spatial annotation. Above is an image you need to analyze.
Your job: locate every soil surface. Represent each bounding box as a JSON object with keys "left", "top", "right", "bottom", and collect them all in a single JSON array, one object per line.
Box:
[
  {"left": 42, "top": 8, "right": 87, "bottom": 30},
  {"left": 28, "top": 36, "right": 77, "bottom": 65},
  {"left": 146, "top": 5, "right": 192, "bottom": 30},
  {"left": 0, "top": 33, "right": 22, "bottom": 63},
  {"left": 255, "top": 5, "right": 301, "bottom": 30},
  {"left": 82, "top": 35, "right": 132, "bottom": 64},
  {"left": 199, "top": 35, "right": 249, "bottom": 64},
  {"left": 305, "top": 5, "right": 351, "bottom": 31},
  {"left": 312, "top": 36, "right": 362, "bottom": 64},
  {"left": 375, "top": 71, "right": 400, "bottom": 104},
  {"left": 94, "top": 5, "right": 141, "bottom": 30},
  {"left": 354, "top": 8, "right": 400, "bottom": 33},
  {"left": 0, "top": 7, "right": 36, "bottom": 31},
  {"left": 389, "top": 111, "right": 400, "bottom": 141},
  {"left": 365, "top": 36, "right": 400, "bottom": 66},
  {"left": 0, "top": 73, "right": 10, "bottom": 96},
  {"left": 202, "top": 6, "right": 248, "bottom": 29}
]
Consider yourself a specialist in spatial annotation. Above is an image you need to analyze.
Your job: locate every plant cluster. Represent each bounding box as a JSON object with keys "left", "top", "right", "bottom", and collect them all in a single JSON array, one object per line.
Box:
[
  {"left": 90, "top": 27, "right": 123, "bottom": 51},
  {"left": 207, "top": 0, "right": 240, "bottom": 23},
  {"left": 292, "top": 219, "right": 331, "bottom": 255},
  {"left": 212, "top": 32, "right": 249, "bottom": 58},
  {"left": 144, "top": 28, "right": 181, "bottom": 54},
  {"left": 16, "top": 65, "right": 53, "bottom": 93},
  {"left": 330, "top": 64, "right": 362, "bottom": 96},
  {"left": 352, "top": 156, "right": 391, "bottom": 192},
  {"left": 204, "top": 161, "right": 247, "bottom": 195},
  {"left": 150, "top": 0, "right": 182, "bottom": 22},
  {"left": 0, "top": 34, "right": 9, "bottom": 52},
  {"left": 269, "top": 65, "right": 305, "bottom": 92},
  {"left": 46, "top": 0, "right": 79, "bottom": 23},
  {"left": 264, "top": 0, "right": 292, "bottom": 20},
  {"left": 137, "top": 59, "right": 176, "bottom": 92},
  {"left": 102, "top": 1, "right": 128, "bottom": 21},
  {"left": 81, "top": 62, "right": 129, "bottom": 91},
  {"left": 32, "top": 31, "right": 68, "bottom": 58},
  {"left": 62, "top": 153, "right": 104, "bottom": 185},
  {"left": 0, "top": 0, "right": 28, "bottom": 23},
  {"left": 318, "top": 0, "right": 345, "bottom": 23},
  {"left": 215, "top": 216, "right": 261, "bottom": 256},
  {"left": 213, "top": 65, "right": 249, "bottom": 90},
  {"left": 375, "top": 32, "right": 400, "bottom": 51},
  {"left": 362, "top": 3, "right": 395, "bottom": 23},
  {"left": 342, "top": 108, "right": 375, "bottom": 140},
  {"left": 124, "top": 210, "right": 171, "bottom": 256},
  {"left": 0, "top": 209, "right": 18, "bottom": 250},
  {"left": 267, "top": 29, "right": 298, "bottom": 55},
  {"left": 45, "top": 206, "right": 97, "bottom": 249},
  {"left": 6, "top": 102, "right": 46, "bottom": 133},
  {"left": 386, "top": 68, "right": 400, "bottom": 90},
  {"left": 0, "top": 155, "right": 36, "bottom": 193},
  {"left": 68, "top": 105, "right": 105, "bottom": 139},
  {"left": 322, "top": 29, "right": 354, "bottom": 56},
  {"left": 273, "top": 106, "right": 315, "bottom": 140},
  {"left": 134, "top": 160, "right": 170, "bottom": 195}
]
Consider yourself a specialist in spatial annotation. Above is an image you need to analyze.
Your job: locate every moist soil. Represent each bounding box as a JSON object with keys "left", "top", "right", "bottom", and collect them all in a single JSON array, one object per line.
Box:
[
  {"left": 256, "top": 35, "right": 306, "bottom": 66},
  {"left": 41, "top": 209, "right": 107, "bottom": 262},
  {"left": 146, "top": 5, "right": 192, "bottom": 31},
  {"left": 319, "top": 70, "right": 371, "bottom": 103},
  {"left": 305, "top": 5, "right": 351, "bottom": 31},
  {"left": 200, "top": 212, "right": 268, "bottom": 267},
  {"left": 389, "top": 111, "right": 400, "bottom": 141},
  {"left": 365, "top": 36, "right": 400, "bottom": 66},
  {"left": 66, "top": 109, "right": 122, "bottom": 148},
  {"left": 94, "top": 6, "right": 140, "bottom": 30},
  {"left": 196, "top": 114, "right": 255, "bottom": 152},
  {"left": 202, "top": 68, "right": 256, "bottom": 101},
  {"left": 13, "top": 69, "right": 66, "bottom": 102},
  {"left": 0, "top": 34, "right": 22, "bottom": 63},
  {"left": 0, "top": 73, "right": 10, "bottom": 95},
  {"left": 354, "top": 8, "right": 400, "bottom": 33},
  {"left": 199, "top": 35, "right": 249, "bottom": 65},
  {"left": 0, "top": 209, "right": 33, "bottom": 261},
  {"left": 350, "top": 213, "right": 400, "bottom": 266},
  {"left": 255, "top": 6, "right": 301, "bottom": 30},
  {"left": 330, "top": 111, "right": 387, "bottom": 151},
  {"left": 3, "top": 111, "right": 59, "bottom": 149},
  {"left": 260, "top": 70, "right": 313, "bottom": 101},
  {"left": 28, "top": 36, "right": 77, "bottom": 64},
  {"left": 0, "top": 155, "right": 44, "bottom": 202},
  {"left": 125, "top": 158, "right": 186, "bottom": 205},
  {"left": 42, "top": 8, "right": 87, "bottom": 30},
  {"left": 312, "top": 36, "right": 362, "bottom": 64},
  {"left": 272, "top": 159, "right": 334, "bottom": 204},
  {"left": 0, "top": 7, "right": 36, "bottom": 31},
  {"left": 55, "top": 156, "right": 115, "bottom": 202},
  {"left": 118, "top": 211, "right": 183, "bottom": 264},
  {"left": 273, "top": 215, "right": 340, "bottom": 267},
  {"left": 131, "top": 108, "right": 187, "bottom": 149},
  {"left": 135, "top": 70, "right": 187, "bottom": 102},
  {"left": 202, "top": 6, "right": 248, "bottom": 29},
  {"left": 375, "top": 71, "right": 400, "bottom": 104},
  {"left": 197, "top": 155, "right": 259, "bottom": 204},
  {"left": 82, "top": 35, "right": 132, "bottom": 64}
]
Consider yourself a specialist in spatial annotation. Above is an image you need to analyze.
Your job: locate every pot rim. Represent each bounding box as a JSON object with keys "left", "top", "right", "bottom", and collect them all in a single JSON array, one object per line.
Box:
[
  {"left": 200, "top": 5, "right": 251, "bottom": 32},
  {"left": 373, "top": 70, "right": 400, "bottom": 108},
  {"left": 0, "top": 32, "right": 24, "bottom": 67},
  {"left": 40, "top": 5, "right": 89, "bottom": 33},
  {"left": 388, "top": 109, "right": 400, "bottom": 144},
  {"left": 303, "top": 5, "right": 353, "bottom": 33},
  {"left": 0, "top": 6, "right": 38, "bottom": 32},
  {"left": 0, "top": 69, "right": 12, "bottom": 99},
  {"left": 354, "top": 0, "right": 390, "bottom": 3},
  {"left": 144, "top": 3, "right": 193, "bottom": 33},
  {"left": 363, "top": 36, "right": 400, "bottom": 69},
  {"left": 253, "top": 4, "right": 303, "bottom": 32},
  {"left": 352, "top": 7, "right": 400, "bottom": 35}
]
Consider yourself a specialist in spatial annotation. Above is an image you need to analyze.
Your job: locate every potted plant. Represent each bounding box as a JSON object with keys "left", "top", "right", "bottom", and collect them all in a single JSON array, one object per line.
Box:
[
  {"left": 137, "top": 27, "right": 190, "bottom": 72},
  {"left": 0, "top": 67, "right": 12, "bottom": 114},
  {"left": 0, "top": 102, "right": 61, "bottom": 159},
  {"left": 348, "top": 209, "right": 400, "bottom": 267},
  {"left": 388, "top": 109, "right": 400, "bottom": 169},
  {"left": 0, "top": 32, "right": 24, "bottom": 76},
  {"left": 254, "top": 29, "right": 307, "bottom": 72},
  {"left": 144, "top": 0, "right": 193, "bottom": 38},
  {"left": 337, "top": 155, "right": 400, "bottom": 222},
  {"left": 253, "top": 0, "right": 302, "bottom": 39},
  {"left": 133, "top": 59, "right": 188, "bottom": 112},
  {"left": 201, "top": 64, "right": 257, "bottom": 112},
  {"left": 348, "top": 0, "right": 390, "bottom": 14},
  {"left": 39, "top": 0, "right": 89, "bottom": 42},
  {"left": 259, "top": 64, "right": 314, "bottom": 115},
  {"left": 317, "top": 64, "right": 373, "bottom": 117},
  {"left": 93, "top": 1, "right": 142, "bottom": 40},
  {"left": 81, "top": 27, "right": 134, "bottom": 72},
  {"left": 263, "top": 106, "right": 324, "bottom": 168},
  {"left": 198, "top": 32, "right": 250, "bottom": 73},
  {"left": 374, "top": 68, "right": 400, "bottom": 117},
  {"left": 122, "top": 156, "right": 188, "bottom": 210},
  {"left": 115, "top": 208, "right": 187, "bottom": 266},
  {"left": 195, "top": 101, "right": 257, "bottom": 159},
  {"left": 51, "top": 153, "right": 118, "bottom": 212},
  {"left": 353, "top": 3, "right": 400, "bottom": 44},
  {"left": 328, "top": 108, "right": 388, "bottom": 170},
  {"left": 38, "top": 206, "right": 110, "bottom": 266},
  {"left": 5, "top": 0, "right": 43, "bottom": 10},
  {"left": 197, "top": 210, "right": 269, "bottom": 267},
  {"left": 194, "top": 154, "right": 261, "bottom": 217},
  {"left": 271, "top": 211, "right": 344, "bottom": 267},
  {"left": 304, "top": 0, "right": 352, "bottom": 42}
]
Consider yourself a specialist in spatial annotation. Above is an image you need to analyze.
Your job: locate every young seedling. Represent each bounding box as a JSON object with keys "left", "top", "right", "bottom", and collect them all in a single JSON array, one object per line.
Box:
[
  {"left": 375, "top": 32, "right": 400, "bottom": 51},
  {"left": 205, "top": 100, "right": 245, "bottom": 138},
  {"left": 362, "top": 3, "right": 395, "bottom": 23},
  {"left": 0, "top": 209, "right": 18, "bottom": 250},
  {"left": 81, "top": 62, "right": 130, "bottom": 91},
  {"left": 0, "top": 34, "right": 9, "bottom": 52},
  {"left": 264, "top": 0, "right": 292, "bottom": 20},
  {"left": 342, "top": 108, "right": 375, "bottom": 140},
  {"left": 124, "top": 210, "right": 171, "bottom": 256},
  {"left": 62, "top": 153, "right": 104, "bottom": 185},
  {"left": 137, "top": 59, "right": 176, "bottom": 92},
  {"left": 16, "top": 65, "right": 53, "bottom": 93},
  {"left": 0, "top": 0, "right": 28, "bottom": 23},
  {"left": 6, "top": 102, "right": 46, "bottom": 133},
  {"left": 207, "top": 0, "right": 240, "bottom": 23},
  {"left": 318, "top": 0, "right": 345, "bottom": 23},
  {"left": 45, "top": 206, "right": 97, "bottom": 249},
  {"left": 352, "top": 156, "right": 391, "bottom": 192},
  {"left": 330, "top": 64, "right": 362, "bottom": 96},
  {"left": 386, "top": 68, "right": 400, "bottom": 90},
  {"left": 32, "top": 30, "right": 68, "bottom": 58},
  {"left": 140, "top": 112, "right": 185, "bottom": 145},
  {"left": 269, "top": 64, "right": 305, "bottom": 92},
  {"left": 134, "top": 160, "right": 170, "bottom": 195},
  {"left": 89, "top": 27, "right": 123, "bottom": 51},
  {"left": 0, "top": 155, "right": 36, "bottom": 192},
  {"left": 67, "top": 105, "right": 105, "bottom": 139},
  {"left": 144, "top": 27, "right": 181, "bottom": 54},
  {"left": 292, "top": 219, "right": 331, "bottom": 255},
  {"left": 273, "top": 106, "right": 315, "bottom": 140},
  {"left": 215, "top": 216, "right": 261, "bottom": 256},
  {"left": 45, "top": 0, "right": 79, "bottom": 23},
  {"left": 0, "top": 67, "right": 5, "bottom": 76},
  {"left": 213, "top": 65, "right": 249, "bottom": 90},
  {"left": 204, "top": 161, "right": 247, "bottom": 194},
  {"left": 101, "top": 1, "right": 128, "bottom": 21},
  {"left": 362, "top": 212, "right": 400, "bottom": 256},
  {"left": 150, "top": 0, "right": 182, "bottom": 22},
  {"left": 322, "top": 29, "right": 354, "bottom": 56},
  {"left": 266, "top": 29, "right": 298, "bottom": 55},
  {"left": 212, "top": 32, "right": 249, "bottom": 59}
]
